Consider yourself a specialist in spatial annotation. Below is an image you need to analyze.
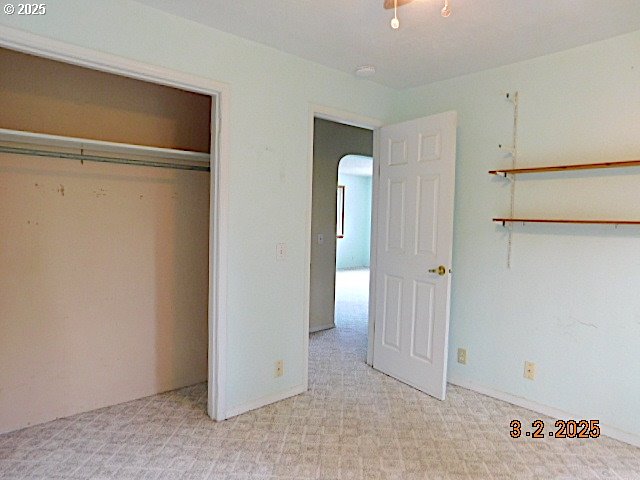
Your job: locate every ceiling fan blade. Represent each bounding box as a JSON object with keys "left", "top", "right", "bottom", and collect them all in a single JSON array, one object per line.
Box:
[{"left": 384, "top": 0, "right": 416, "bottom": 9}]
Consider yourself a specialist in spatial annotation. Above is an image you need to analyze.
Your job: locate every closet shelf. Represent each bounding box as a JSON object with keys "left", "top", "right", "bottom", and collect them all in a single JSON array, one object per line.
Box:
[
  {"left": 494, "top": 218, "right": 640, "bottom": 226},
  {"left": 0, "top": 128, "right": 210, "bottom": 171},
  {"left": 489, "top": 159, "right": 640, "bottom": 176}
]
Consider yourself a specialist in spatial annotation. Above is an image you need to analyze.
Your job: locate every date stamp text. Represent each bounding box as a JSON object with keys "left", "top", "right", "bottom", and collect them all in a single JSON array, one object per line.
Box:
[{"left": 510, "top": 419, "right": 600, "bottom": 439}]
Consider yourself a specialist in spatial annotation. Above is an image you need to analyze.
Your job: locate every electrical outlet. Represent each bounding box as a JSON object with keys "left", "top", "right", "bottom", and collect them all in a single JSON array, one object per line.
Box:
[
  {"left": 457, "top": 348, "right": 467, "bottom": 365},
  {"left": 275, "top": 360, "right": 284, "bottom": 377},
  {"left": 276, "top": 243, "right": 286, "bottom": 261},
  {"left": 524, "top": 361, "right": 536, "bottom": 380}
]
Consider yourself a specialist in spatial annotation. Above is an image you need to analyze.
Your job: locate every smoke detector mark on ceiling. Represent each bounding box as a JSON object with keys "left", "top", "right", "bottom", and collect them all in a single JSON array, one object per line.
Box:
[{"left": 355, "top": 65, "right": 376, "bottom": 78}]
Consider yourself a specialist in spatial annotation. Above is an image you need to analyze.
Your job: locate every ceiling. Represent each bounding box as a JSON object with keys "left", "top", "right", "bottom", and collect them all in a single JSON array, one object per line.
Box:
[{"left": 134, "top": 0, "right": 640, "bottom": 89}]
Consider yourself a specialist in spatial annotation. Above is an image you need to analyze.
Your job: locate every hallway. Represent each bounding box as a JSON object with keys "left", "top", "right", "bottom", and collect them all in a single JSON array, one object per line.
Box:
[
  {"left": 334, "top": 267, "right": 370, "bottom": 327},
  {"left": 1, "top": 280, "right": 639, "bottom": 478}
]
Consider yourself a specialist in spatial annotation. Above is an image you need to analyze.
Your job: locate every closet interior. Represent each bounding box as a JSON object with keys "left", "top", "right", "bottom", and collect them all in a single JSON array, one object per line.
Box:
[{"left": 0, "top": 47, "right": 214, "bottom": 434}]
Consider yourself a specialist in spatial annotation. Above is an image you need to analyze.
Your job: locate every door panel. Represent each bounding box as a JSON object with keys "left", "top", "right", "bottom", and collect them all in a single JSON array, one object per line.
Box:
[
  {"left": 373, "top": 111, "right": 457, "bottom": 401},
  {"left": 382, "top": 275, "right": 403, "bottom": 351},
  {"left": 419, "top": 132, "right": 441, "bottom": 162},
  {"left": 389, "top": 138, "right": 408, "bottom": 165},
  {"left": 415, "top": 175, "right": 439, "bottom": 257},
  {"left": 411, "top": 280, "right": 436, "bottom": 364},
  {"left": 385, "top": 179, "right": 406, "bottom": 253}
]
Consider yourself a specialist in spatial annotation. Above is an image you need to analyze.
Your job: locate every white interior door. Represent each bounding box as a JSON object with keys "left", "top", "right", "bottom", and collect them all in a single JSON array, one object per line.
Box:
[{"left": 372, "top": 111, "right": 457, "bottom": 400}]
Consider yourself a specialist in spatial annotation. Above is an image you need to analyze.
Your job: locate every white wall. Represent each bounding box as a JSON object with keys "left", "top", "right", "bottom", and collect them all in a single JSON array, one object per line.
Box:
[
  {"left": 336, "top": 173, "right": 372, "bottom": 270},
  {"left": 396, "top": 30, "right": 640, "bottom": 440},
  {"left": 0, "top": 0, "right": 397, "bottom": 417}
]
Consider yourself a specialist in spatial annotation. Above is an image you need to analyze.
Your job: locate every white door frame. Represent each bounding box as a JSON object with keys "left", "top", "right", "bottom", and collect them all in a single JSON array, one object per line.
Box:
[
  {"left": 0, "top": 26, "right": 230, "bottom": 420},
  {"left": 304, "top": 105, "right": 382, "bottom": 387}
]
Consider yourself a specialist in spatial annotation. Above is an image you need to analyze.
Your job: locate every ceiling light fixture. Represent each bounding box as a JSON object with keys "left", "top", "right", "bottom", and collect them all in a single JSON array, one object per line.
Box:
[
  {"left": 384, "top": 0, "right": 451, "bottom": 30},
  {"left": 441, "top": 0, "right": 451, "bottom": 18},
  {"left": 391, "top": 0, "right": 399, "bottom": 29}
]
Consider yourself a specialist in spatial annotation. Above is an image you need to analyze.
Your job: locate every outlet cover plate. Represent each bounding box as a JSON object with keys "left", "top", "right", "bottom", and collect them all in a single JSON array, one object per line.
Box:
[
  {"left": 275, "top": 360, "right": 284, "bottom": 377},
  {"left": 524, "top": 361, "right": 536, "bottom": 380},
  {"left": 457, "top": 348, "right": 467, "bottom": 365}
]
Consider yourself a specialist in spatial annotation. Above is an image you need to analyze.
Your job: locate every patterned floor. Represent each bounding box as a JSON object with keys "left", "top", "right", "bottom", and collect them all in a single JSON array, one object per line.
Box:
[{"left": 1, "top": 270, "right": 638, "bottom": 479}]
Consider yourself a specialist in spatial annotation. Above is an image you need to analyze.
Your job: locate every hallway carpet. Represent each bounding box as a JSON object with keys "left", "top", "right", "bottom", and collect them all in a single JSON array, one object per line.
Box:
[{"left": 1, "top": 271, "right": 638, "bottom": 478}]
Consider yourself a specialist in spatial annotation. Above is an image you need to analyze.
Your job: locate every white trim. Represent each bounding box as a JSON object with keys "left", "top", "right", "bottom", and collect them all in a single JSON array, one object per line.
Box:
[
  {"left": 210, "top": 87, "right": 231, "bottom": 421},
  {"left": 303, "top": 107, "right": 314, "bottom": 393},
  {"left": 304, "top": 103, "right": 383, "bottom": 389},
  {"left": 366, "top": 128, "right": 380, "bottom": 366},
  {"left": 309, "top": 323, "right": 336, "bottom": 334},
  {"left": 225, "top": 384, "right": 307, "bottom": 419},
  {"left": 0, "top": 26, "right": 230, "bottom": 422},
  {"left": 312, "top": 104, "right": 383, "bottom": 131},
  {"left": 448, "top": 374, "right": 640, "bottom": 449}
]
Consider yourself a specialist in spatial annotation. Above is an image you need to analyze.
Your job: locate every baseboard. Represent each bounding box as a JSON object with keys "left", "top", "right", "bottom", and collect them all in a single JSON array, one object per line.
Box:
[
  {"left": 309, "top": 323, "right": 335, "bottom": 333},
  {"left": 225, "top": 384, "right": 306, "bottom": 419},
  {"left": 448, "top": 374, "right": 640, "bottom": 449}
]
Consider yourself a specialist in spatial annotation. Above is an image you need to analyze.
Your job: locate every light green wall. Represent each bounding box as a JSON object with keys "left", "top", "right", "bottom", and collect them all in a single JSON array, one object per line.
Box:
[
  {"left": 336, "top": 173, "right": 372, "bottom": 269},
  {"left": 0, "top": 0, "right": 397, "bottom": 414},
  {"left": 396, "top": 30, "right": 640, "bottom": 439}
]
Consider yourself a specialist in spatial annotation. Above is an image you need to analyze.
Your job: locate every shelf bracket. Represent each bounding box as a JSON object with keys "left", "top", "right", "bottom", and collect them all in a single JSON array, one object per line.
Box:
[{"left": 505, "top": 91, "right": 519, "bottom": 268}]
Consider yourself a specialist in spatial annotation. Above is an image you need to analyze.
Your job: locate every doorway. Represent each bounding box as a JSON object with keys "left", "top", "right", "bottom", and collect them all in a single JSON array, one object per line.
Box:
[
  {"left": 335, "top": 155, "right": 373, "bottom": 335},
  {"left": 306, "top": 108, "right": 458, "bottom": 403},
  {"left": 308, "top": 119, "right": 374, "bottom": 339}
]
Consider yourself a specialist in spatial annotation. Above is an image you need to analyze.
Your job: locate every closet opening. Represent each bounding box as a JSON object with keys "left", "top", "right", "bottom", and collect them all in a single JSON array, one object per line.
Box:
[{"left": 0, "top": 45, "right": 219, "bottom": 433}]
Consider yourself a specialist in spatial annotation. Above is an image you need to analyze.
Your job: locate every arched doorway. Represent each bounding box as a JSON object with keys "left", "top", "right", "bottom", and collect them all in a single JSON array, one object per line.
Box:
[{"left": 335, "top": 155, "right": 373, "bottom": 330}]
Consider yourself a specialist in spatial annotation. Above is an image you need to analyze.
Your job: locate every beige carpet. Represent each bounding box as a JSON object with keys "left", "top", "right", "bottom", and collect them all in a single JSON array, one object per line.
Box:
[{"left": 1, "top": 270, "right": 638, "bottom": 479}]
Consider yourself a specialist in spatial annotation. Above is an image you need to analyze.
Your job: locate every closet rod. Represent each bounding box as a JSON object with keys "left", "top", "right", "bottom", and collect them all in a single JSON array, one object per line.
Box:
[{"left": 0, "top": 145, "right": 210, "bottom": 172}]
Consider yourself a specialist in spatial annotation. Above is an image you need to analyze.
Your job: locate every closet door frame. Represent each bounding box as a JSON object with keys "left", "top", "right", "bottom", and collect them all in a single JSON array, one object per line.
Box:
[{"left": 0, "top": 26, "right": 230, "bottom": 421}]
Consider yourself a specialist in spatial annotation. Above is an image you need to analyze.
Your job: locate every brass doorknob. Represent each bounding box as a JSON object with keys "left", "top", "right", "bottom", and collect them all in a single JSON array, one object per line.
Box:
[{"left": 429, "top": 265, "right": 447, "bottom": 276}]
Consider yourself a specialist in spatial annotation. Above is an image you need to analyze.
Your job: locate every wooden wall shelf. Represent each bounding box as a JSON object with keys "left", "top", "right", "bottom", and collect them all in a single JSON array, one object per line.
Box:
[
  {"left": 491, "top": 158, "right": 640, "bottom": 228},
  {"left": 494, "top": 218, "right": 640, "bottom": 226},
  {"left": 489, "top": 159, "right": 640, "bottom": 176}
]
